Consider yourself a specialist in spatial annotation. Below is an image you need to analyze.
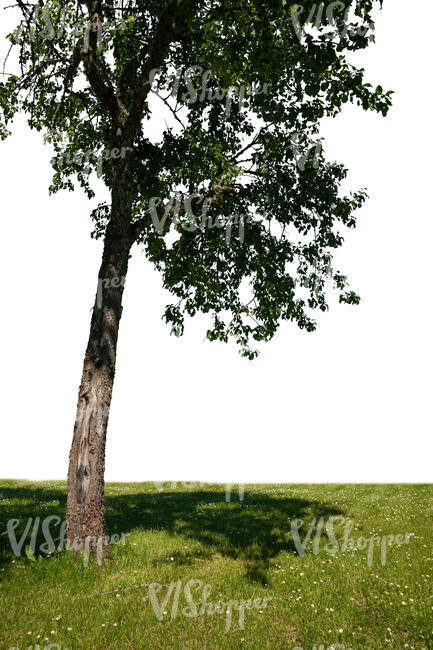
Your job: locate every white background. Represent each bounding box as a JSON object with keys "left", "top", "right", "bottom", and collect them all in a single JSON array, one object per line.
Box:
[{"left": 0, "top": 0, "right": 431, "bottom": 483}]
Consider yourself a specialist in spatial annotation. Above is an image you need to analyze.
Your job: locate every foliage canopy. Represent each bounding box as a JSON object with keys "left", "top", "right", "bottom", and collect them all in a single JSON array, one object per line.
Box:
[{"left": 1, "top": 0, "right": 391, "bottom": 357}]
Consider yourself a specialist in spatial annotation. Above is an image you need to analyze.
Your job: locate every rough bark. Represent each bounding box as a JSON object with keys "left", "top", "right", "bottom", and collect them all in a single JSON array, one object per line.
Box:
[
  {"left": 65, "top": 0, "right": 183, "bottom": 560},
  {"left": 66, "top": 156, "right": 133, "bottom": 558}
]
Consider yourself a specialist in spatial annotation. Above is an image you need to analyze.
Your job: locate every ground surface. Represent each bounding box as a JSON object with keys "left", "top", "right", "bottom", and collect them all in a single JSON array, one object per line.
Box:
[{"left": 0, "top": 481, "right": 432, "bottom": 649}]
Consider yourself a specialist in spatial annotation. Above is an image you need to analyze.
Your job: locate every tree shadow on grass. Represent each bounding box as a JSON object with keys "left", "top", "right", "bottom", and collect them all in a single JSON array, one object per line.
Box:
[{"left": 0, "top": 484, "right": 344, "bottom": 582}]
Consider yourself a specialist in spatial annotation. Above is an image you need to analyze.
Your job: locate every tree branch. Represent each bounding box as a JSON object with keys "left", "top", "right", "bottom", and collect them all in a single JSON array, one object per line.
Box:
[
  {"left": 81, "top": 0, "right": 127, "bottom": 123},
  {"left": 123, "top": 0, "right": 184, "bottom": 144}
]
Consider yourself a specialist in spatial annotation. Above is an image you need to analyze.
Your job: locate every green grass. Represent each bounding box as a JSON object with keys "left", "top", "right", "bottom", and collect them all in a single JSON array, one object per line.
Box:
[{"left": 0, "top": 481, "right": 432, "bottom": 649}]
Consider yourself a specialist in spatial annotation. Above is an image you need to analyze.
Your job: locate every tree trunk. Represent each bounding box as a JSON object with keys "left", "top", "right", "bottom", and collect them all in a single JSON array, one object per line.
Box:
[{"left": 66, "top": 155, "right": 133, "bottom": 559}]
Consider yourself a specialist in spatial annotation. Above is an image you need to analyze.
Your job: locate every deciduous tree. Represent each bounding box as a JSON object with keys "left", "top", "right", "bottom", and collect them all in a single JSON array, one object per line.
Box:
[{"left": 0, "top": 0, "right": 391, "bottom": 556}]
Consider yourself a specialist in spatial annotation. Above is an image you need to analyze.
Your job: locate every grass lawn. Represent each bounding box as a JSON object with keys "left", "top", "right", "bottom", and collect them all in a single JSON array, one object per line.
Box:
[{"left": 0, "top": 481, "right": 432, "bottom": 649}]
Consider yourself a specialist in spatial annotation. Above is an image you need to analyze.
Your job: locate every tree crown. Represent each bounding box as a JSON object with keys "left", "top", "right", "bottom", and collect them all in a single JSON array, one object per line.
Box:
[{"left": 1, "top": 0, "right": 392, "bottom": 357}]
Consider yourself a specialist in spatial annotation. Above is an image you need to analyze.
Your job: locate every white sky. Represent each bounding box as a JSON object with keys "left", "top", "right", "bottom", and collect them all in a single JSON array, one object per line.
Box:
[{"left": 0, "top": 0, "right": 432, "bottom": 483}]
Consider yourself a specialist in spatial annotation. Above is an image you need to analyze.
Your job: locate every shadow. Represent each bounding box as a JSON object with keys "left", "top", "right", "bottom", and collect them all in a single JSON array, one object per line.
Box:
[{"left": 0, "top": 484, "right": 344, "bottom": 582}]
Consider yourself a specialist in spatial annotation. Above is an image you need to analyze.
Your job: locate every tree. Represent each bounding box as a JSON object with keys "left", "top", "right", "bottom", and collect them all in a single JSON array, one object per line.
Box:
[{"left": 1, "top": 0, "right": 391, "bottom": 557}]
